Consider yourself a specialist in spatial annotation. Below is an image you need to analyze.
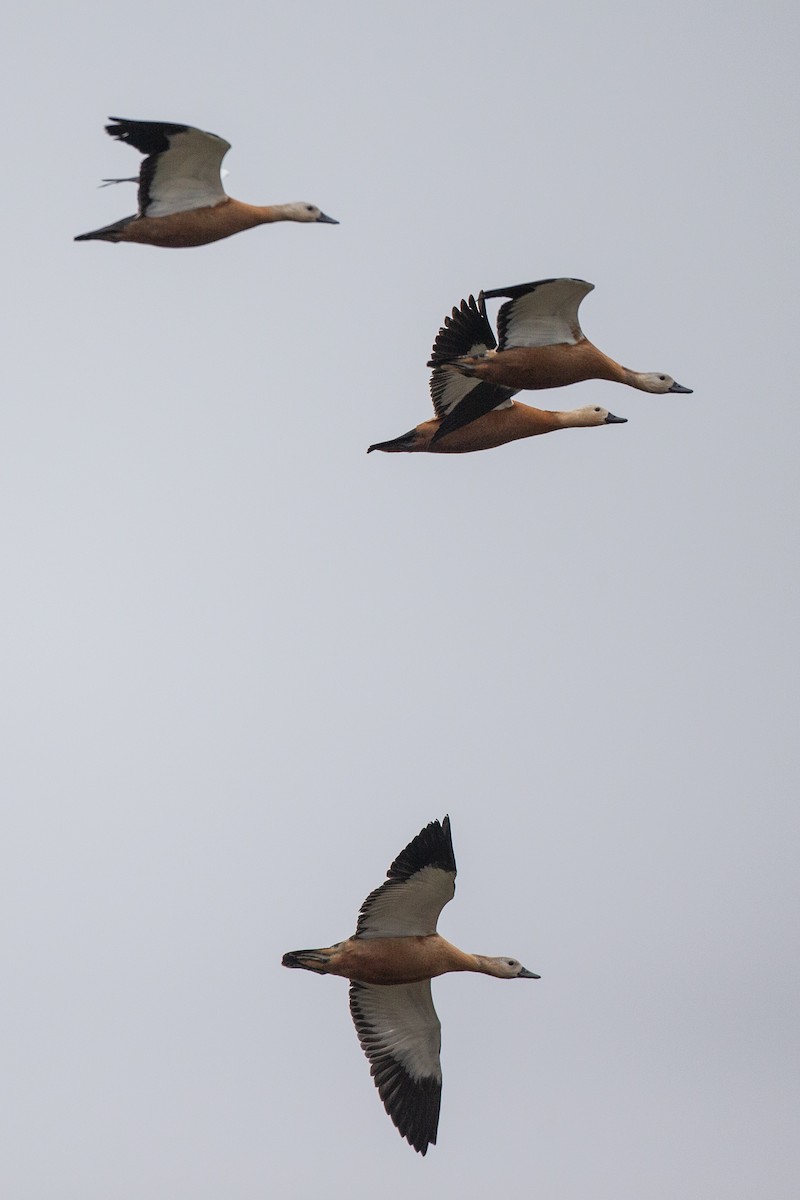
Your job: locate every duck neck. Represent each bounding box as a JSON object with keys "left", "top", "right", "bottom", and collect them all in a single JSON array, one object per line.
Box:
[
  {"left": 552, "top": 408, "right": 596, "bottom": 430},
  {"left": 233, "top": 201, "right": 295, "bottom": 226},
  {"left": 471, "top": 954, "right": 507, "bottom": 978},
  {"left": 513, "top": 404, "right": 570, "bottom": 434},
  {"left": 619, "top": 365, "right": 656, "bottom": 391},
  {"left": 434, "top": 938, "right": 485, "bottom": 974}
]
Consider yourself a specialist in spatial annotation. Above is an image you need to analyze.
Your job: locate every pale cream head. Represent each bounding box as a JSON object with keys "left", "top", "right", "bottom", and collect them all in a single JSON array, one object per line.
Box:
[
  {"left": 282, "top": 202, "right": 339, "bottom": 224},
  {"left": 567, "top": 405, "right": 628, "bottom": 427},
  {"left": 478, "top": 956, "right": 541, "bottom": 979},
  {"left": 635, "top": 372, "right": 693, "bottom": 394}
]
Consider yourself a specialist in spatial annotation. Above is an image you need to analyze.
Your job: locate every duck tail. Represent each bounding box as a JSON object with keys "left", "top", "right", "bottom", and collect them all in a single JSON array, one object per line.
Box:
[
  {"left": 367, "top": 429, "right": 420, "bottom": 454},
  {"left": 74, "top": 215, "right": 136, "bottom": 243},
  {"left": 282, "top": 948, "right": 333, "bottom": 974}
]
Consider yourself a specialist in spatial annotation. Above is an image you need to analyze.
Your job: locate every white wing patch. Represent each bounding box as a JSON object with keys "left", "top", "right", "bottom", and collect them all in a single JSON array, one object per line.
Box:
[
  {"left": 430, "top": 365, "right": 485, "bottom": 417},
  {"left": 144, "top": 127, "right": 231, "bottom": 218},
  {"left": 496, "top": 279, "right": 594, "bottom": 349},
  {"left": 351, "top": 980, "right": 442, "bottom": 1082},
  {"left": 430, "top": 363, "right": 514, "bottom": 418},
  {"left": 357, "top": 866, "right": 455, "bottom": 939}
]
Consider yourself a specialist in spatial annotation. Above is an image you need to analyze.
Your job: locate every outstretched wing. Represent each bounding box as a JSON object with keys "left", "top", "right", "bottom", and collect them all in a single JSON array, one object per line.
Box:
[
  {"left": 429, "top": 294, "right": 496, "bottom": 367},
  {"left": 350, "top": 979, "right": 442, "bottom": 1154},
  {"left": 430, "top": 365, "right": 507, "bottom": 422},
  {"left": 355, "top": 816, "right": 456, "bottom": 939},
  {"left": 106, "top": 118, "right": 231, "bottom": 218},
  {"left": 428, "top": 293, "right": 497, "bottom": 418},
  {"left": 427, "top": 295, "right": 515, "bottom": 441},
  {"left": 482, "top": 278, "right": 594, "bottom": 349}
]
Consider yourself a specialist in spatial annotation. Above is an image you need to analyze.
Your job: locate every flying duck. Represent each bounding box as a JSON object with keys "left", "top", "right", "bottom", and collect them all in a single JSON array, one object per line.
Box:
[
  {"left": 75, "top": 118, "right": 338, "bottom": 248},
  {"left": 282, "top": 816, "right": 539, "bottom": 1154},
  {"left": 423, "top": 277, "right": 692, "bottom": 443},
  {"left": 367, "top": 291, "right": 628, "bottom": 453}
]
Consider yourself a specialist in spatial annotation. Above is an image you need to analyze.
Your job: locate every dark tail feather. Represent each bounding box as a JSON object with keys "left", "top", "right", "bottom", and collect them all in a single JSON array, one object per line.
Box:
[
  {"left": 281, "top": 951, "right": 306, "bottom": 968},
  {"left": 74, "top": 214, "right": 136, "bottom": 242},
  {"left": 367, "top": 429, "right": 419, "bottom": 453},
  {"left": 282, "top": 949, "right": 331, "bottom": 973}
]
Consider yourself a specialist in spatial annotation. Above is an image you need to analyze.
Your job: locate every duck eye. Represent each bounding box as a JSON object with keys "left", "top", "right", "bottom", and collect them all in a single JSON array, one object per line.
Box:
[
  {"left": 507, "top": 960, "right": 515, "bottom": 966},
  {"left": 658, "top": 375, "right": 666, "bottom": 381},
  {"left": 594, "top": 407, "right": 601, "bottom": 412}
]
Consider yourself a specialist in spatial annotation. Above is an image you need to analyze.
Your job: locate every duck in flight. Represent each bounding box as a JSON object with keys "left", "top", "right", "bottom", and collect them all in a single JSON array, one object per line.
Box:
[
  {"left": 368, "top": 289, "right": 629, "bottom": 453},
  {"left": 75, "top": 118, "right": 338, "bottom": 248},
  {"left": 282, "top": 816, "right": 539, "bottom": 1154}
]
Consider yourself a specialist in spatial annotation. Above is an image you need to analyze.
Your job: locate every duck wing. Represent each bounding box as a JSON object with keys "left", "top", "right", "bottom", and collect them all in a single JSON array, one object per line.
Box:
[
  {"left": 355, "top": 816, "right": 456, "bottom": 939},
  {"left": 349, "top": 978, "right": 442, "bottom": 1154},
  {"left": 483, "top": 277, "right": 594, "bottom": 349},
  {"left": 105, "top": 118, "right": 231, "bottom": 218},
  {"left": 427, "top": 295, "right": 516, "bottom": 441}
]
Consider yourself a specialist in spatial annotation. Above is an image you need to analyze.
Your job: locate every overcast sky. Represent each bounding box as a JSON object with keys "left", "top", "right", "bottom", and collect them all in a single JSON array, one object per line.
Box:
[{"left": 2, "top": 1, "right": 799, "bottom": 1197}]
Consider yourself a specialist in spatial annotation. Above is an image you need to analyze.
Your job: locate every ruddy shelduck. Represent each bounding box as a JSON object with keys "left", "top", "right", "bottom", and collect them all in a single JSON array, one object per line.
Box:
[
  {"left": 282, "top": 816, "right": 539, "bottom": 1154},
  {"left": 75, "top": 118, "right": 338, "bottom": 248},
  {"left": 423, "top": 277, "right": 691, "bottom": 444},
  {"left": 368, "top": 291, "right": 628, "bottom": 453}
]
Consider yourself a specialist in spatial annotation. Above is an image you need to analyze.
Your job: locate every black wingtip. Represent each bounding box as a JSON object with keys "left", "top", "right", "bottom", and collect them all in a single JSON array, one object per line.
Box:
[
  {"left": 387, "top": 816, "right": 455, "bottom": 881},
  {"left": 481, "top": 278, "right": 557, "bottom": 300},
  {"left": 428, "top": 293, "right": 497, "bottom": 365},
  {"left": 481, "top": 277, "right": 593, "bottom": 301},
  {"left": 103, "top": 118, "right": 189, "bottom": 156}
]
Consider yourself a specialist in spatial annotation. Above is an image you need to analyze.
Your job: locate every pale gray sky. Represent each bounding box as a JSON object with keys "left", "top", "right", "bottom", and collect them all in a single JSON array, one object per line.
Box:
[{"left": 2, "top": 1, "right": 799, "bottom": 1196}]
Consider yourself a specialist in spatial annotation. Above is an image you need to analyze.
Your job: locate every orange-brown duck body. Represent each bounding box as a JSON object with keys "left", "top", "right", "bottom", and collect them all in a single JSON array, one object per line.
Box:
[
  {"left": 75, "top": 118, "right": 338, "bottom": 248},
  {"left": 453, "top": 337, "right": 665, "bottom": 392},
  {"left": 286, "top": 933, "right": 514, "bottom": 985},
  {"left": 369, "top": 397, "right": 626, "bottom": 454}
]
